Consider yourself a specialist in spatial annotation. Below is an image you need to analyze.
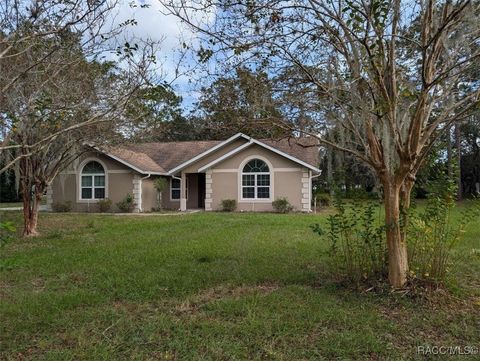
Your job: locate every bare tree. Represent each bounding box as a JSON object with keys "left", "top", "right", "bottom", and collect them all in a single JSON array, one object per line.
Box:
[
  {"left": 0, "top": 0, "right": 151, "bottom": 158},
  {"left": 0, "top": 1, "right": 163, "bottom": 236},
  {"left": 161, "top": 0, "right": 480, "bottom": 287}
]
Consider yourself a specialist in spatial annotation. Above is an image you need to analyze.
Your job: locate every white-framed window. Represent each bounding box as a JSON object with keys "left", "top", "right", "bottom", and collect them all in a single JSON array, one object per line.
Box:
[
  {"left": 171, "top": 178, "right": 181, "bottom": 200},
  {"left": 80, "top": 161, "right": 106, "bottom": 200},
  {"left": 171, "top": 178, "right": 188, "bottom": 200},
  {"left": 170, "top": 178, "right": 188, "bottom": 201},
  {"left": 241, "top": 159, "right": 270, "bottom": 199}
]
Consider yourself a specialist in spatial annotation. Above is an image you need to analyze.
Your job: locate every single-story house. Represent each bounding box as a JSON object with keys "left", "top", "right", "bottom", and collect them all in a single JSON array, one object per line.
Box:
[{"left": 48, "top": 133, "right": 321, "bottom": 212}]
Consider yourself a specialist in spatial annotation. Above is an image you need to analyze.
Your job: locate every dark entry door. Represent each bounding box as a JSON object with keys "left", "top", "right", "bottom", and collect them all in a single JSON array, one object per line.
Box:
[{"left": 197, "top": 173, "right": 206, "bottom": 208}]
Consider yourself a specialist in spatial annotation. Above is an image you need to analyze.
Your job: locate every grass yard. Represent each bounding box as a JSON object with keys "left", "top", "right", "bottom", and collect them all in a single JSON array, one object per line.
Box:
[
  {"left": 0, "top": 202, "right": 23, "bottom": 209},
  {"left": 0, "top": 210, "right": 479, "bottom": 360}
]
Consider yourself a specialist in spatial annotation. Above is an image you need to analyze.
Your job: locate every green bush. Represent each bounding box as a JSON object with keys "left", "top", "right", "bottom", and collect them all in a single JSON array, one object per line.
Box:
[
  {"left": 272, "top": 198, "right": 293, "bottom": 213},
  {"left": 97, "top": 198, "right": 112, "bottom": 213},
  {"left": 312, "top": 197, "right": 387, "bottom": 283},
  {"left": 52, "top": 201, "right": 72, "bottom": 212},
  {"left": 221, "top": 199, "right": 236, "bottom": 212},
  {"left": 0, "top": 222, "right": 15, "bottom": 248},
  {"left": 315, "top": 193, "right": 331, "bottom": 207},
  {"left": 407, "top": 178, "right": 480, "bottom": 284},
  {"left": 312, "top": 176, "right": 480, "bottom": 286},
  {"left": 116, "top": 194, "right": 136, "bottom": 213}
]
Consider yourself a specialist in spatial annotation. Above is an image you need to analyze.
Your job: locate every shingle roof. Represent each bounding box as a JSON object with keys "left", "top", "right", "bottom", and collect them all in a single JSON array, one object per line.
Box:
[
  {"left": 261, "top": 137, "right": 321, "bottom": 170},
  {"left": 102, "top": 135, "right": 320, "bottom": 174}
]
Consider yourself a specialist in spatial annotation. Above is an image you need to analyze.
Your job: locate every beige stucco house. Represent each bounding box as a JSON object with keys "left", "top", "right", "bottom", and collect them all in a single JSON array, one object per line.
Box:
[{"left": 48, "top": 133, "right": 321, "bottom": 212}]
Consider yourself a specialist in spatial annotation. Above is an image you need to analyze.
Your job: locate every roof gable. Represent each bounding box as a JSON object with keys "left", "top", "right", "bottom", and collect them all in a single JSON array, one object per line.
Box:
[{"left": 198, "top": 137, "right": 321, "bottom": 172}]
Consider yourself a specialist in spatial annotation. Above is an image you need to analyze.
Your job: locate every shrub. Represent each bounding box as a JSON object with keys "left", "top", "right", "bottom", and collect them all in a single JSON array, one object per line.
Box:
[
  {"left": 221, "top": 199, "right": 236, "bottom": 212},
  {"left": 116, "top": 193, "right": 136, "bottom": 213},
  {"left": 315, "top": 193, "right": 331, "bottom": 207},
  {"left": 312, "top": 197, "right": 387, "bottom": 283},
  {"left": 153, "top": 177, "right": 168, "bottom": 211},
  {"left": 312, "top": 176, "right": 480, "bottom": 287},
  {"left": 97, "top": 198, "right": 112, "bottom": 213},
  {"left": 0, "top": 222, "right": 15, "bottom": 248},
  {"left": 52, "top": 201, "right": 72, "bottom": 212},
  {"left": 407, "top": 178, "right": 480, "bottom": 284},
  {"left": 272, "top": 197, "right": 293, "bottom": 213}
]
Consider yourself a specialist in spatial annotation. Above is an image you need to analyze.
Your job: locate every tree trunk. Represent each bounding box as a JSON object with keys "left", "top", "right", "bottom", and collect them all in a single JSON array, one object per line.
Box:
[
  {"left": 384, "top": 181, "right": 408, "bottom": 288},
  {"left": 327, "top": 147, "right": 334, "bottom": 197},
  {"left": 455, "top": 123, "right": 462, "bottom": 200},
  {"left": 400, "top": 175, "right": 415, "bottom": 243},
  {"left": 22, "top": 185, "right": 42, "bottom": 237},
  {"left": 447, "top": 125, "right": 453, "bottom": 178}
]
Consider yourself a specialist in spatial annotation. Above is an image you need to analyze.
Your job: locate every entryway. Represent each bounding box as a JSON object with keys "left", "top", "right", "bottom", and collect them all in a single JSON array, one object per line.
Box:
[{"left": 186, "top": 173, "right": 206, "bottom": 210}]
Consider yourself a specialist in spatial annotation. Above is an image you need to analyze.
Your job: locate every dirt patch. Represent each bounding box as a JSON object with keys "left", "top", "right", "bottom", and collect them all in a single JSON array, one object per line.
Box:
[{"left": 174, "top": 283, "right": 280, "bottom": 315}]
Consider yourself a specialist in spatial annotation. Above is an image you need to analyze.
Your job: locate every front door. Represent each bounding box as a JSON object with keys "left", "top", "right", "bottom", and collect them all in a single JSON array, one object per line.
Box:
[{"left": 197, "top": 173, "right": 206, "bottom": 208}]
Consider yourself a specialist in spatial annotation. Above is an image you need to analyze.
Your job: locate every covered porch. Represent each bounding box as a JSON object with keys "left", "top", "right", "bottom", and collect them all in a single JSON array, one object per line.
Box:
[{"left": 178, "top": 172, "right": 207, "bottom": 211}]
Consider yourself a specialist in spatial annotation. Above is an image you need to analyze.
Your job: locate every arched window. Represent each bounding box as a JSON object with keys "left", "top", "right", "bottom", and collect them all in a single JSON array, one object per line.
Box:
[
  {"left": 81, "top": 161, "right": 106, "bottom": 199},
  {"left": 241, "top": 159, "right": 270, "bottom": 199}
]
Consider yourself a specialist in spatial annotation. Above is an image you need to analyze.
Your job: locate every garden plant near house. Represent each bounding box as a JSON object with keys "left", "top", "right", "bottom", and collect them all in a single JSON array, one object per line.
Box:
[{"left": 153, "top": 178, "right": 168, "bottom": 212}]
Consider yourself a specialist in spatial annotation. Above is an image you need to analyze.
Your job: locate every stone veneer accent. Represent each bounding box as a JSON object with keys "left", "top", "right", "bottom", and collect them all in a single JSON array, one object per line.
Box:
[
  {"left": 132, "top": 175, "right": 142, "bottom": 212},
  {"left": 301, "top": 169, "right": 311, "bottom": 212},
  {"left": 205, "top": 169, "right": 213, "bottom": 211}
]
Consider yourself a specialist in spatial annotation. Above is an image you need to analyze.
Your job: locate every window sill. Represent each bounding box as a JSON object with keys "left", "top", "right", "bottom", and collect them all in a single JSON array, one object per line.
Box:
[
  {"left": 77, "top": 199, "right": 106, "bottom": 203},
  {"left": 239, "top": 199, "right": 272, "bottom": 203}
]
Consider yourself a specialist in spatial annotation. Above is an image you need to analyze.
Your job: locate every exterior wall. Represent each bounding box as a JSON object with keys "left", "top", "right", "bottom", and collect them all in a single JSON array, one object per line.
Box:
[
  {"left": 141, "top": 177, "right": 157, "bottom": 212},
  {"left": 207, "top": 144, "right": 312, "bottom": 212},
  {"left": 51, "top": 152, "right": 137, "bottom": 212}
]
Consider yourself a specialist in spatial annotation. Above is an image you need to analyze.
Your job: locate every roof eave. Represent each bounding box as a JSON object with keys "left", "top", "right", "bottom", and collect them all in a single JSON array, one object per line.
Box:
[{"left": 88, "top": 145, "right": 168, "bottom": 176}]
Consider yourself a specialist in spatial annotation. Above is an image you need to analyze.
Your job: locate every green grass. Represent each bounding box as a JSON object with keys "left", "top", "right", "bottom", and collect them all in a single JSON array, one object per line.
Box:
[
  {"left": 0, "top": 210, "right": 479, "bottom": 360},
  {"left": 0, "top": 202, "right": 22, "bottom": 208}
]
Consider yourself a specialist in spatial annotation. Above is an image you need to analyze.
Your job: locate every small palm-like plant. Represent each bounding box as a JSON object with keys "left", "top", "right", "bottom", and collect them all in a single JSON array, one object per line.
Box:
[{"left": 154, "top": 177, "right": 168, "bottom": 211}]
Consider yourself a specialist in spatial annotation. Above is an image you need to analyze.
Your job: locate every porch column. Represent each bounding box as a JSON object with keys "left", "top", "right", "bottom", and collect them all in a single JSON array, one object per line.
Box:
[
  {"left": 301, "top": 169, "right": 311, "bottom": 212},
  {"left": 132, "top": 175, "right": 142, "bottom": 212},
  {"left": 180, "top": 172, "right": 187, "bottom": 211},
  {"left": 205, "top": 169, "right": 213, "bottom": 211}
]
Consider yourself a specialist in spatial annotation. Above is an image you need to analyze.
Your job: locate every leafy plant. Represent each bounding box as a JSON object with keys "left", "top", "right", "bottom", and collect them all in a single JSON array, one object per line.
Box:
[
  {"left": 116, "top": 194, "right": 136, "bottom": 213},
  {"left": 407, "top": 177, "right": 480, "bottom": 285},
  {"left": 312, "top": 196, "right": 387, "bottom": 283},
  {"left": 315, "top": 193, "right": 331, "bottom": 207},
  {"left": 97, "top": 198, "right": 112, "bottom": 213},
  {"left": 52, "top": 201, "right": 72, "bottom": 212},
  {"left": 272, "top": 198, "right": 294, "bottom": 213},
  {"left": 0, "top": 222, "right": 15, "bottom": 248},
  {"left": 221, "top": 199, "right": 236, "bottom": 212},
  {"left": 153, "top": 177, "right": 168, "bottom": 211}
]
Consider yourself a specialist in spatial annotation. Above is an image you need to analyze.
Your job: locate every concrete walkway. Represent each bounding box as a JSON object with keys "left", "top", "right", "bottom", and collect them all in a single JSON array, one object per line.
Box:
[{"left": 0, "top": 205, "right": 48, "bottom": 211}]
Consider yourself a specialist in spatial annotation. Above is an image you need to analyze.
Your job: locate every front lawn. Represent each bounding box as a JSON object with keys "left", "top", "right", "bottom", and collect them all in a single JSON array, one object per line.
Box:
[{"left": 1, "top": 210, "right": 479, "bottom": 360}]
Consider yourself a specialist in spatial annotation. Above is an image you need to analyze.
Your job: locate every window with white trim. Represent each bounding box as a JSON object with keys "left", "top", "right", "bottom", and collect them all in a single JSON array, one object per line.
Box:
[
  {"left": 241, "top": 159, "right": 270, "bottom": 199},
  {"left": 171, "top": 178, "right": 181, "bottom": 200},
  {"left": 81, "top": 161, "right": 105, "bottom": 200}
]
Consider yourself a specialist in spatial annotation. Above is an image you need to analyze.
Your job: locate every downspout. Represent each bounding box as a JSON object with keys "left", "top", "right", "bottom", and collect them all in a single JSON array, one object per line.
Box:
[{"left": 311, "top": 171, "right": 322, "bottom": 213}]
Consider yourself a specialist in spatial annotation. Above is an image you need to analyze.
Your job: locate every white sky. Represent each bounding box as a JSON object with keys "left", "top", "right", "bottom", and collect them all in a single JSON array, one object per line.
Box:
[{"left": 112, "top": 0, "right": 203, "bottom": 109}]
